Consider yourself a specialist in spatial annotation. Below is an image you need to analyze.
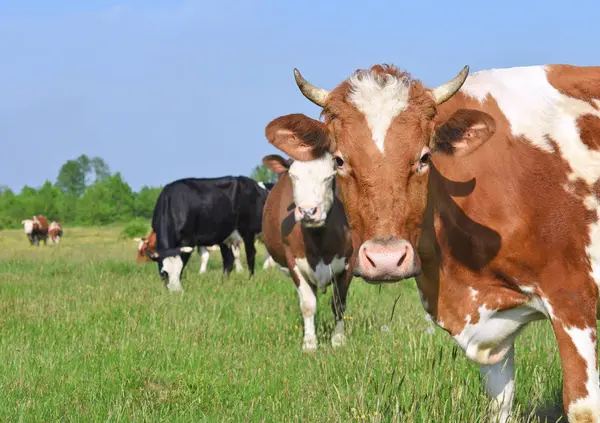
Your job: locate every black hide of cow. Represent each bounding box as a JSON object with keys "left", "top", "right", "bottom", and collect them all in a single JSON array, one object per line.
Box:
[{"left": 151, "top": 176, "right": 272, "bottom": 282}]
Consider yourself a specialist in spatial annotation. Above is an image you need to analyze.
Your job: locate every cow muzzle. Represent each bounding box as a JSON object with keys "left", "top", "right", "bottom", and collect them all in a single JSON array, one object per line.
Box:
[
  {"left": 354, "top": 238, "right": 420, "bottom": 282},
  {"left": 294, "top": 205, "right": 326, "bottom": 227}
]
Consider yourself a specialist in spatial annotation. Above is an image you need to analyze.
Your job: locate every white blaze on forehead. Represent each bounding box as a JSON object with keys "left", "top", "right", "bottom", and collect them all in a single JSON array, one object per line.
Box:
[
  {"left": 348, "top": 70, "right": 411, "bottom": 153},
  {"left": 288, "top": 152, "right": 335, "bottom": 212}
]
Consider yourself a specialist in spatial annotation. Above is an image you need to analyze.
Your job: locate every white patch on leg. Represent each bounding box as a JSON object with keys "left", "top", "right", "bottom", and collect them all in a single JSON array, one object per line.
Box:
[
  {"left": 162, "top": 256, "right": 184, "bottom": 292},
  {"left": 480, "top": 345, "right": 515, "bottom": 423},
  {"left": 198, "top": 246, "right": 209, "bottom": 273},
  {"left": 232, "top": 244, "right": 243, "bottom": 272},
  {"left": 348, "top": 69, "right": 410, "bottom": 153},
  {"left": 564, "top": 326, "right": 600, "bottom": 422},
  {"left": 293, "top": 265, "right": 317, "bottom": 352}
]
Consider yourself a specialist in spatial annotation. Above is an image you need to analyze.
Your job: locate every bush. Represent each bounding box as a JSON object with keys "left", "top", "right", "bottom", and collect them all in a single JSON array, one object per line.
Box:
[{"left": 119, "top": 218, "right": 151, "bottom": 240}]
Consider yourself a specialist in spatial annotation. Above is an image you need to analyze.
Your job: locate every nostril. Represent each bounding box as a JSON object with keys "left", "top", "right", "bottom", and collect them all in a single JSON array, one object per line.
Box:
[
  {"left": 397, "top": 246, "right": 408, "bottom": 267},
  {"left": 363, "top": 248, "right": 377, "bottom": 268},
  {"left": 308, "top": 207, "right": 317, "bottom": 216}
]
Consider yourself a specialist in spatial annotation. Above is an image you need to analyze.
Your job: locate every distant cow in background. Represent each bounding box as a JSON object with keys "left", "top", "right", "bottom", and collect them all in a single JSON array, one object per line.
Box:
[
  {"left": 21, "top": 215, "right": 49, "bottom": 246},
  {"left": 48, "top": 221, "right": 63, "bottom": 243},
  {"left": 149, "top": 176, "right": 273, "bottom": 292}
]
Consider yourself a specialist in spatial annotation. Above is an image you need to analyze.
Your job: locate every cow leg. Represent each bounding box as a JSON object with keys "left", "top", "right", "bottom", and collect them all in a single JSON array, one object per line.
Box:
[
  {"left": 480, "top": 344, "right": 515, "bottom": 423},
  {"left": 161, "top": 255, "right": 185, "bottom": 292},
  {"left": 549, "top": 305, "right": 600, "bottom": 423},
  {"left": 219, "top": 244, "right": 234, "bottom": 275},
  {"left": 331, "top": 270, "right": 351, "bottom": 348},
  {"left": 232, "top": 243, "right": 244, "bottom": 273},
  {"left": 198, "top": 247, "right": 210, "bottom": 273},
  {"left": 291, "top": 266, "right": 318, "bottom": 352},
  {"left": 242, "top": 234, "right": 256, "bottom": 277}
]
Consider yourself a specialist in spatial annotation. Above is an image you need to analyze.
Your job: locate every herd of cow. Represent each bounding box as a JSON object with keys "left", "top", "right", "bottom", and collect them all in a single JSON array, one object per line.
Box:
[
  {"left": 18, "top": 60, "right": 600, "bottom": 422},
  {"left": 20, "top": 215, "right": 62, "bottom": 246}
]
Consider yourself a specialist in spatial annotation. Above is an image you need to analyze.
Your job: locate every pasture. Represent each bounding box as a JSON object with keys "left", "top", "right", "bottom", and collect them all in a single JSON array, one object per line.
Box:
[{"left": 0, "top": 227, "right": 569, "bottom": 422}]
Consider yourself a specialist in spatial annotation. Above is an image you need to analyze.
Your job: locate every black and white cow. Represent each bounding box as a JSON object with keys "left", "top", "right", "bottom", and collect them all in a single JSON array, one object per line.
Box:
[{"left": 149, "top": 176, "right": 273, "bottom": 292}]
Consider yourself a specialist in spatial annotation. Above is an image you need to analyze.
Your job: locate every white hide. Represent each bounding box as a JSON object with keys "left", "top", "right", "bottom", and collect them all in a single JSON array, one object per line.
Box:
[
  {"left": 22, "top": 219, "right": 34, "bottom": 234},
  {"left": 564, "top": 326, "right": 600, "bottom": 422},
  {"left": 162, "top": 256, "right": 184, "bottom": 292},
  {"left": 288, "top": 152, "right": 336, "bottom": 222},
  {"left": 348, "top": 69, "right": 410, "bottom": 153},
  {"left": 295, "top": 256, "right": 347, "bottom": 294}
]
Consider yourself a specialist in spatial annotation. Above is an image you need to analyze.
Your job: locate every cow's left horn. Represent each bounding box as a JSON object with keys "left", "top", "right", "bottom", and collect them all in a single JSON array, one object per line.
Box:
[
  {"left": 294, "top": 68, "right": 330, "bottom": 107},
  {"left": 430, "top": 65, "right": 470, "bottom": 105}
]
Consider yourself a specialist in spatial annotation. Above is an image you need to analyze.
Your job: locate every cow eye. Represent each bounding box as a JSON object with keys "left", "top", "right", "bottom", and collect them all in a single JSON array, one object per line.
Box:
[
  {"left": 420, "top": 152, "right": 431, "bottom": 164},
  {"left": 334, "top": 156, "right": 344, "bottom": 168}
]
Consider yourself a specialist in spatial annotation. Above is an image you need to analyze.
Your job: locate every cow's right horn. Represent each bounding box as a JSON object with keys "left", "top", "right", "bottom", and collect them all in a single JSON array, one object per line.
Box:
[
  {"left": 430, "top": 65, "right": 470, "bottom": 105},
  {"left": 294, "top": 68, "right": 330, "bottom": 107}
]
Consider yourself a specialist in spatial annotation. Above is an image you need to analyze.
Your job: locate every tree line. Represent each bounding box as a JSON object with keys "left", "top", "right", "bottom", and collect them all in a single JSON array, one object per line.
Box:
[{"left": 0, "top": 154, "right": 277, "bottom": 230}]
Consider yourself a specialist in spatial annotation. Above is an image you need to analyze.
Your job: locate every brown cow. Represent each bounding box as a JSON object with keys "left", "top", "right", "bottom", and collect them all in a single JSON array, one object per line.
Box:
[
  {"left": 21, "top": 215, "right": 49, "bottom": 246},
  {"left": 265, "top": 63, "right": 600, "bottom": 422},
  {"left": 48, "top": 221, "right": 62, "bottom": 244},
  {"left": 261, "top": 153, "right": 353, "bottom": 351}
]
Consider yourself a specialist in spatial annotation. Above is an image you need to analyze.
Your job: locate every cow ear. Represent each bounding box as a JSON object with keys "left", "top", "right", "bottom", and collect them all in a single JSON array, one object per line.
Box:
[
  {"left": 432, "top": 109, "right": 496, "bottom": 157},
  {"left": 262, "top": 154, "right": 291, "bottom": 174},
  {"left": 265, "top": 113, "right": 331, "bottom": 161}
]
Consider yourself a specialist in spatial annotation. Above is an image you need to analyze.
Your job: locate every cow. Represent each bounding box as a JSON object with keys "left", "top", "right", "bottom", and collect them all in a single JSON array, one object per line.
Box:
[
  {"left": 149, "top": 176, "right": 271, "bottom": 292},
  {"left": 48, "top": 221, "right": 62, "bottom": 244},
  {"left": 134, "top": 230, "right": 245, "bottom": 272},
  {"left": 265, "top": 63, "right": 600, "bottom": 423},
  {"left": 261, "top": 153, "right": 353, "bottom": 351},
  {"left": 21, "top": 215, "right": 49, "bottom": 246}
]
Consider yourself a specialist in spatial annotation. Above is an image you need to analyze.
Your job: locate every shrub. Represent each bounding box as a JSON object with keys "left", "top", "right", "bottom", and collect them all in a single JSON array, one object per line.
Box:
[{"left": 119, "top": 218, "right": 151, "bottom": 240}]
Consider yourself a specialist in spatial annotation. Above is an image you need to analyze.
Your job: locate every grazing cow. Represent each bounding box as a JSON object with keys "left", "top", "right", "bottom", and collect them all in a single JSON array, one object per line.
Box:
[
  {"left": 261, "top": 153, "right": 353, "bottom": 351},
  {"left": 135, "top": 230, "right": 245, "bottom": 272},
  {"left": 265, "top": 63, "right": 600, "bottom": 422},
  {"left": 150, "top": 176, "right": 271, "bottom": 292},
  {"left": 21, "top": 215, "right": 49, "bottom": 246},
  {"left": 48, "top": 221, "right": 62, "bottom": 244}
]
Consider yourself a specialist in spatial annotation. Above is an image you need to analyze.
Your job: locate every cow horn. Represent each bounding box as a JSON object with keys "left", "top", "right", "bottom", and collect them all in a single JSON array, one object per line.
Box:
[
  {"left": 133, "top": 238, "right": 143, "bottom": 243},
  {"left": 430, "top": 65, "right": 470, "bottom": 105},
  {"left": 293, "top": 68, "right": 329, "bottom": 107}
]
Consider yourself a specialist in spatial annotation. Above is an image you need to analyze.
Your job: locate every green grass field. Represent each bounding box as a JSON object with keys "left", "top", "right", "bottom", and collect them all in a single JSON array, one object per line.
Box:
[{"left": 0, "top": 227, "right": 571, "bottom": 422}]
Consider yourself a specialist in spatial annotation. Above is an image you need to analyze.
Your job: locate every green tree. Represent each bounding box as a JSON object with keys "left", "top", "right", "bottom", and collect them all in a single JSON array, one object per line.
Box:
[
  {"left": 77, "top": 173, "right": 134, "bottom": 225},
  {"left": 250, "top": 164, "right": 277, "bottom": 183},
  {"left": 56, "top": 154, "right": 111, "bottom": 197},
  {"left": 133, "top": 186, "right": 162, "bottom": 219}
]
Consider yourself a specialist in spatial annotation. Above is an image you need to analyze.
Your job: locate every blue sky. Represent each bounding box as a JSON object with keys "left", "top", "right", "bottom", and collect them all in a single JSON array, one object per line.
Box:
[{"left": 1, "top": 0, "right": 598, "bottom": 191}]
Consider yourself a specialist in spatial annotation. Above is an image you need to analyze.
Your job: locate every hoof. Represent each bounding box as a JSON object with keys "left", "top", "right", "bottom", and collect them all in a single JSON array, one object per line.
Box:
[
  {"left": 302, "top": 337, "right": 317, "bottom": 352},
  {"left": 331, "top": 333, "right": 347, "bottom": 348}
]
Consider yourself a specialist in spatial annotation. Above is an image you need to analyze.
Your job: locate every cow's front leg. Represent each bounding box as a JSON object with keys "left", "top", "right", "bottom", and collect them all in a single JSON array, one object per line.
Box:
[
  {"left": 331, "top": 270, "right": 351, "bottom": 348},
  {"left": 551, "top": 313, "right": 600, "bottom": 422},
  {"left": 480, "top": 344, "right": 515, "bottom": 423},
  {"left": 198, "top": 247, "right": 209, "bottom": 273},
  {"left": 291, "top": 266, "right": 317, "bottom": 352}
]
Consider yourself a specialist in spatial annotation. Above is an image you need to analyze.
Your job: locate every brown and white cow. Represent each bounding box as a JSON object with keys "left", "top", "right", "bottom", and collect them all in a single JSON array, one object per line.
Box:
[
  {"left": 261, "top": 153, "right": 353, "bottom": 351},
  {"left": 48, "top": 221, "right": 62, "bottom": 244},
  {"left": 21, "top": 215, "right": 49, "bottom": 246},
  {"left": 265, "top": 63, "right": 600, "bottom": 422}
]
